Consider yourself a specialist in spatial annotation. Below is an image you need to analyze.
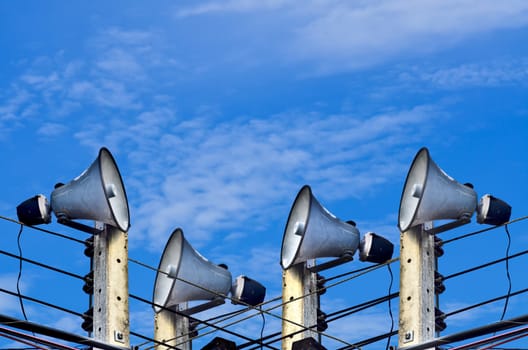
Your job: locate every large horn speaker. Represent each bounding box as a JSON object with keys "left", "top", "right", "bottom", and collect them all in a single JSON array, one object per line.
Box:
[
  {"left": 153, "top": 228, "right": 232, "bottom": 313},
  {"left": 280, "top": 185, "right": 360, "bottom": 270},
  {"left": 398, "top": 147, "right": 477, "bottom": 232},
  {"left": 50, "top": 147, "right": 130, "bottom": 232}
]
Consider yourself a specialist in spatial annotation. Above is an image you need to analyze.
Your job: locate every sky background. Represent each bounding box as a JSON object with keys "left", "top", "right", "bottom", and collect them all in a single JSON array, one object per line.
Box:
[{"left": 1, "top": 0, "right": 528, "bottom": 349}]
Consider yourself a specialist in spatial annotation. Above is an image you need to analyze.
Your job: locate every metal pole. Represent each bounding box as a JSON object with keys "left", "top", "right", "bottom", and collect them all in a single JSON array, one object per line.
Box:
[
  {"left": 93, "top": 223, "right": 130, "bottom": 348},
  {"left": 281, "top": 261, "right": 318, "bottom": 350},
  {"left": 398, "top": 223, "right": 435, "bottom": 349}
]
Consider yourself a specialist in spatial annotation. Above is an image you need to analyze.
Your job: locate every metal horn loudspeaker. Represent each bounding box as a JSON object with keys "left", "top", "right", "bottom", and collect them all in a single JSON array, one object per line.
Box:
[
  {"left": 50, "top": 147, "right": 130, "bottom": 232},
  {"left": 280, "top": 185, "right": 360, "bottom": 270},
  {"left": 398, "top": 147, "right": 477, "bottom": 232},
  {"left": 152, "top": 228, "right": 232, "bottom": 313}
]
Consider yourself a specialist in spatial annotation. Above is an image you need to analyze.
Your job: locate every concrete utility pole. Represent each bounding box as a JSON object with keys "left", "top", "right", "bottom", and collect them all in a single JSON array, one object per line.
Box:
[
  {"left": 398, "top": 223, "right": 435, "bottom": 349},
  {"left": 281, "top": 262, "right": 319, "bottom": 350},
  {"left": 93, "top": 223, "right": 130, "bottom": 348},
  {"left": 154, "top": 304, "right": 192, "bottom": 350}
]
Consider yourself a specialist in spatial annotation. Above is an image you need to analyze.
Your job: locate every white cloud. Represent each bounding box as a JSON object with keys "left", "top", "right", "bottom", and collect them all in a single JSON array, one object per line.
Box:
[
  {"left": 288, "top": 0, "right": 528, "bottom": 72},
  {"left": 419, "top": 60, "right": 528, "bottom": 89},
  {"left": 176, "top": 0, "right": 528, "bottom": 74},
  {"left": 175, "top": 0, "right": 290, "bottom": 17},
  {"left": 74, "top": 104, "right": 439, "bottom": 252},
  {"left": 37, "top": 123, "right": 68, "bottom": 137}
]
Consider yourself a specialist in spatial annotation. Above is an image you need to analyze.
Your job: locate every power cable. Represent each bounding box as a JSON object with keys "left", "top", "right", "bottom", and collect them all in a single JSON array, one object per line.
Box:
[
  {"left": 129, "top": 257, "right": 373, "bottom": 348},
  {"left": 398, "top": 313, "right": 528, "bottom": 350},
  {"left": 337, "top": 330, "right": 399, "bottom": 350},
  {"left": 449, "top": 325, "right": 528, "bottom": 350},
  {"left": 385, "top": 264, "right": 395, "bottom": 350},
  {"left": 442, "top": 216, "right": 528, "bottom": 246},
  {"left": 0, "top": 331, "right": 48, "bottom": 350},
  {"left": 442, "top": 248, "right": 528, "bottom": 282},
  {"left": 129, "top": 331, "right": 183, "bottom": 350},
  {"left": 0, "top": 326, "right": 79, "bottom": 350},
  {"left": 0, "top": 288, "right": 87, "bottom": 320},
  {"left": 0, "top": 313, "right": 127, "bottom": 350},
  {"left": 499, "top": 224, "right": 512, "bottom": 322},
  {"left": 0, "top": 249, "right": 85, "bottom": 281},
  {"left": 0, "top": 216, "right": 86, "bottom": 245},
  {"left": 442, "top": 287, "right": 528, "bottom": 321},
  {"left": 16, "top": 225, "right": 30, "bottom": 324},
  {"left": 128, "top": 294, "right": 279, "bottom": 350}
]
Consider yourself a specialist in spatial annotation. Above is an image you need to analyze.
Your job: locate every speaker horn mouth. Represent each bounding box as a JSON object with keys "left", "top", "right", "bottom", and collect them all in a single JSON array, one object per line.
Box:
[
  {"left": 153, "top": 228, "right": 184, "bottom": 312},
  {"left": 99, "top": 147, "right": 130, "bottom": 232},
  {"left": 398, "top": 147, "right": 429, "bottom": 232},
  {"left": 281, "top": 185, "right": 312, "bottom": 269}
]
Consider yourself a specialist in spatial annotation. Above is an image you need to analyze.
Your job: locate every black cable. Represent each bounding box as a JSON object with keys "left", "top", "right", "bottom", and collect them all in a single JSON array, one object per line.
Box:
[
  {"left": 443, "top": 287, "right": 528, "bottom": 320},
  {"left": 0, "top": 215, "right": 86, "bottom": 245},
  {"left": 129, "top": 256, "right": 392, "bottom": 347},
  {"left": 442, "top": 248, "right": 528, "bottom": 281},
  {"left": 0, "top": 287, "right": 87, "bottom": 319},
  {"left": 130, "top": 331, "right": 183, "bottom": 350},
  {"left": 442, "top": 216, "right": 528, "bottom": 246},
  {"left": 325, "top": 293, "right": 399, "bottom": 322},
  {"left": 385, "top": 264, "right": 394, "bottom": 350},
  {"left": 259, "top": 307, "right": 265, "bottom": 350},
  {"left": 499, "top": 224, "right": 512, "bottom": 322},
  {"left": 0, "top": 249, "right": 85, "bottom": 281},
  {"left": 337, "top": 330, "right": 399, "bottom": 350},
  {"left": 0, "top": 313, "right": 127, "bottom": 350},
  {"left": 128, "top": 294, "right": 279, "bottom": 350},
  {"left": 16, "top": 225, "right": 30, "bottom": 325}
]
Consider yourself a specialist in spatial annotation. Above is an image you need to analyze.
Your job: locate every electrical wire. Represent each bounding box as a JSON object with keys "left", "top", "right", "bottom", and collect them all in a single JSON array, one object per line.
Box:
[
  {"left": 16, "top": 225, "right": 30, "bottom": 324},
  {"left": 442, "top": 216, "right": 528, "bottom": 246},
  {"left": 0, "top": 249, "right": 85, "bottom": 281},
  {"left": 398, "top": 313, "right": 528, "bottom": 350},
  {"left": 259, "top": 307, "right": 265, "bottom": 350},
  {"left": 128, "top": 294, "right": 279, "bottom": 350},
  {"left": 0, "top": 288, "right": 87, "bottom": 320},
  {"left": 0, "top": 326, "right": 79, "bottom": 350},
  {"left": 499, "top": 224, "right": 512, "bottom": 322},
  {"left": 442, "top": 248, "right": 528, "bottom": 282},
  {"left": 0, "top": 331, "right": 49, "bottom": 350},
  {"left": 129, "top": 331, "right": 183, "bottom": 350},
  {"left": 129, "top": 257, "right": 381, "bottom": 348},
  {"left": 442, "top": 287, "right": 528, "bottom": 321},
  {"left": 385, "top": 264, "right": 395, "bottom": 350},
  {"left": 0, "top": 216, "right": 86, "bottom": 245},
  {"left": 0, "top": 313, "right": 127, "bottom": 350}
]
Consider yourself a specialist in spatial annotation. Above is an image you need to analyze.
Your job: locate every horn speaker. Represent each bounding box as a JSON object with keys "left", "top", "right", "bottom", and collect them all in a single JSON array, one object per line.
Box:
[
  {"left": 280, "top": 185, "right": 360, "bottom": 270},
  {"left": 153, "top": 228, "right": 232, "bottom": 312},
  {"left": 50, "top": 147, "right": 130, "bottom": 232},
  {"left": 398, "top": 147, "right": 477, "bottom": 232}
]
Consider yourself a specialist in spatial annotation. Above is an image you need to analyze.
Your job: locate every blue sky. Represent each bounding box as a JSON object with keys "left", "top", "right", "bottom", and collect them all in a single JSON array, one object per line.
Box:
[{"left": 1, "top": 1, "right": 528, "bottom": 349}]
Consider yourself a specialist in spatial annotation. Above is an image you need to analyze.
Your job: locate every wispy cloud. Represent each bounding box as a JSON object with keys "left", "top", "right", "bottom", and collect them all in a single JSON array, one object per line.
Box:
[
  {"left": 419, "top": 60, "right": 528, "bottom": 89},
  {"left": 289, "top": 0, "right": 528, "bottom": 73},
  {"left": 74, "top": 104, "right": 440, "bottom": 252},
  {"left": 175, "top": 0, "right": 528, "bottom": 74}
]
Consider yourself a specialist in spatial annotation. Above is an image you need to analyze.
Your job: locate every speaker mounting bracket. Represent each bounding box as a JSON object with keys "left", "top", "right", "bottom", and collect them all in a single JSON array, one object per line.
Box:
[
  {"left": 307, "top": 252, "right": 354, "bottom": 273},
  {"left": 58, "top": 218, "right": 104, "bottom": 235},
  {"left": 424, "top": 217, "right": 471, "bottom": 235},
  {"left": 180, "top": 298, "right": 226, "bottom": 316}
]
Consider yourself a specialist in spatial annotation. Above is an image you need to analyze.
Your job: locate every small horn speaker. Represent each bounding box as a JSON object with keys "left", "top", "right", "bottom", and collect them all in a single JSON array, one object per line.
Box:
[
  {"left": 398, "top": 147, "right": 477, "bottom": 232},
  {"left": 50, "top": 147, "right": 130, "bottom": 232},
  {"left": 153, "top": 228, "right": 232, "bottom": 313},
  {"left": 280, "top": 185, "right": 360, "bottom": 270}
]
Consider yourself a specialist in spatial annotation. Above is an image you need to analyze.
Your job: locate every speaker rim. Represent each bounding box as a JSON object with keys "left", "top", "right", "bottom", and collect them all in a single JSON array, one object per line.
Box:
[
  {"left": 98, "top": 147, "right": 131, "bottom": 232},
  {"left": 152, "top": 228, "right": 184, "bottom": 312},
  {"left": 398, "top": 147, "right": 430, "bottom": 232},
  {"left": 280, "top": 185, "right": 312, "bottom": 269}
]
